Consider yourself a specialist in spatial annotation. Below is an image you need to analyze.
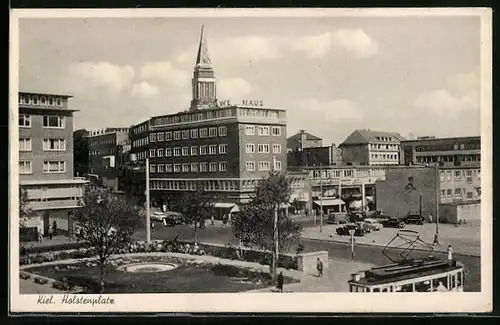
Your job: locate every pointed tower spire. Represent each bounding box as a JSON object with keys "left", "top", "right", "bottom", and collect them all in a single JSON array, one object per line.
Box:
[{"left": 190, "top": 25, "right": 217, "bottom": 111}]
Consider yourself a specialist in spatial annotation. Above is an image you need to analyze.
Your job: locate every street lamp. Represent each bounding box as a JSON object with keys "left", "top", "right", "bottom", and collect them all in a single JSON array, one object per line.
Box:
[{"left": 126, "top": 153, "right": 151, "bottom": 243}]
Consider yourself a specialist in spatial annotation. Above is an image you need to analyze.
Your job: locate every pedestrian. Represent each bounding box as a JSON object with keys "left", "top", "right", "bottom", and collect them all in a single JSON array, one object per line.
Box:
[
  {"left": 222, "top": 214, "right": 227, "bottom": 227},
  {"left": 52, "top": 220, "right": 58, "bottom": 236},
  {"left": 211, "top": 216, "right": 215, "bottom": 226},
  {"left": 37, "top": 226, "right": 43, "bottom": 242},
  {"left": 162, "top": 203, "right": 167, "bottom": 213},
  {"left": 428, "top": 214, "right": 433, "bottom": 223},
  {"left": 48, "top": 225, "right": 54, "bottom": 240},
  {"left": 276, "top": 271, "right": 284, "bottom": 293},
  {"left": 447, "top": 244, "right": 454, "bottom": 263},
  {"left": 227, "top": 213, "right": 232, "bottom": 225},
  {"left": 316, "top": 258, "right": 323, "bottom": 277}
]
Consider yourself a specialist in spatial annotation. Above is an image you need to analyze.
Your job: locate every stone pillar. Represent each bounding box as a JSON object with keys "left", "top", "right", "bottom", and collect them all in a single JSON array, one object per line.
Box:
[{"left": 361, "top": 181, "right": 366, "bottom": 211}]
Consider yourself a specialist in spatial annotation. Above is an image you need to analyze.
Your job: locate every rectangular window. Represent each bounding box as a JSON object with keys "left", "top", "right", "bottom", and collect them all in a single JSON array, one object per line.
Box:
[
  {"left": 19, "top": 138, "right": 32, "bottom": 151},
  {"left": 173, "top": 131, "right": 181, "bottom": 140},
  {"left": 191, "top": 146, "right": 198, "bottom": 156},
  {"left": 274, "top": 160, "right": 282, "bottom": 171},
  {"left": 43, "top": 139, "right": 66, "bottom": 151},
  {"left": 173, "top": 164, "right": 181, "bottom": 173},
  {"left": 246, "top": 143, "right": 255, "bottom": 153},
  {"left": 150, "top": 164, "right": 157, "bottom": 173},
  {"left": 209, "top": 127, "right": 218, "bottom": 137},
  {"left": 219, "top": 144, "right": 227, "bottom": 154},
  {"left": 209, "top": 162, "right": 218, "bottom": 172},
  {"left": 209, "top": 145, "right": 217, "bottom": 155},
  {"left": 245, "top": 125, "right": 255, "bottom": 135},
  {"left": 165, "top": 148, "right": 172, "bottom": 157},
  {"left": 258, "top": 126, "right": 270, "bottom": 136},
  {"left": 182, "top": 163, "right": 190, "bottom": 173},
  {"left": 258, "top": 161, "right": 270, "bottom": 171},
  {"left": 454, "top": 170, "right": 461, "bottom": 181},
  {"left": 447, "top": 189, "right": 452, "bottom": 198},
  {"left": 19, "top": 114, "right": 31, "bottom": 127},
  {"left": 200, "top": 145, "right": 208, "bottom": 155},
  {"left": 199, "top": 128, "right": 208, "bottom": 138},
  {"left": 157, "top": 132, "right": 164, "bottom": 142},
  {"left": 191, "top": 129, "right": 198, "bottom": 139},
  {"left": 150, "top": 133, "right": 157, "bottom": 142},
  {"left": 218, "top": 126, "right": 227, "bottom": 136},
  {"left": 258, "top": 144, "right": 270, "bottom": 153},
  {"left": 272, "top": 144, "right": 282, "bottom": 154},
  {"left": 157, "top": 164, "right": 165, "bottom": 173},
  {"left": 19, "top": 161, "right": 32, "bottom": 174},
  {"left": 200, "top": 162, "right": 208, "bottom": 172},
  {"left": 219, "top": 161, "right": 227, "bottom": 172},
  {"left": 191, "top": 163, "right": 198, "bottom": 172},
  {"left": 165, "top": 164, "right": 173, "bottom": 173},
  {"left": 440, "top": 171, "right": 445, "bottom": 182},
  {"left": 271, "top": 126, "right": 281, "bottom": 136},
  {"left": 182, "top": 130, "right": 190, "bottom": 140},
  {"left": 445, "top": 171, "right": 452, "bottom": 182},
  {"left": 43, "top": 161, "right": 65, "bottom": 173},
  {"left": 165, "top": 132, "right": 172, "bottom": 141},
  {"left": 173, "top": 148, "right": 181, "bottom": 157},
  {"left": 467, "top": 192, "right": 473, "bottom": 199},
  {"left": 246, "top": 161, "right": 255, "bottom": 171},
  {"left": 43, "top": 116, "right": 65, "bottom": 128},
  {"left": 149, "top": 149, "right": 156, "bottom": 158},
  {"left": 454, "top": 188, "right": 462, "bottom": 198},
  {"left": 182, "top": 147, "right": 190, "bottom": 156},
  {"left": 157, "top": 148, "right": 164, "bottom": 157},
  {"left": 440, "top": 190, "right": 446, "bottom": 199}
]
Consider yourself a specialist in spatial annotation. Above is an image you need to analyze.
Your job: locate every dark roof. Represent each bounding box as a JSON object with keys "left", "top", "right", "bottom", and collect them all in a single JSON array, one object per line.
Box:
[
  {"left": 402, "top": 136, "right": 481, "bottom": 144},
  {"left": 288, "top": 131, "right": 322, "bottom": 141},
  {"left": 340, "top": 129, "right": 406, "bottom": 146}
]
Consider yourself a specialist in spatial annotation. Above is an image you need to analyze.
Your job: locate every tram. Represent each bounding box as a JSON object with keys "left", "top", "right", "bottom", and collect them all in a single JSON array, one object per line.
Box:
[{"left": 348, "top": 230, "right": 465, "bottom": 293}]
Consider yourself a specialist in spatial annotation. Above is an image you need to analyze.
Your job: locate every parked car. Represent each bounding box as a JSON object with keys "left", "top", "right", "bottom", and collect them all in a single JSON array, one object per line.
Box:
[
  {"left": 381, "top": 217, "right": 405, "bottom": 229},
  {"left": 336, "top": 223, "right": 366, "bottom": 237},
  {"left": 348, "top": 212, "right": 365, "bottom": 223},
  {"left": 150, "top": 211, "right": 184, "bottom": 227},
  {"left": 355, "top": 221, "right": 372, "bottom": 233},
  {"left": 402, "top": 214, "right": 425, "bottom": 225},
  {"left": 327, "top": 213, "right": 349, "bottom": 224},
  {"left": 363, "top": 218, "right": 382, "bottom": 231}
]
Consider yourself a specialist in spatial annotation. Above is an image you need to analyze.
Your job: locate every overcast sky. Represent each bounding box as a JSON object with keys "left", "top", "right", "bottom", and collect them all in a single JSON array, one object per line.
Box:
[{"left": 18, "top": 15, "right": 481, "bottom": 145}]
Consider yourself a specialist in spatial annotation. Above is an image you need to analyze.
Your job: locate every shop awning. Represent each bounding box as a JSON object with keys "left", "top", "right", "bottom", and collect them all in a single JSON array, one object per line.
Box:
[
  {"left": 213, "top": 203, "right": 240, "bottom": 213},
  {"left": 313, "top": 198, "right": 345, "bottom": 207}
]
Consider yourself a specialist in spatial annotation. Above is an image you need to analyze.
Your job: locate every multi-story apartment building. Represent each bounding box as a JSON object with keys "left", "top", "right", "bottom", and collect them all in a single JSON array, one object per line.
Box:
[
  {"left": 287, "top": 129, "right": 323, "bottom": 152},
  {"left": 376, "top": 166, "right": 481, "bottom": 224},
  {"left": 128, "top": 26, "right": 287, "bottom": 218},
  {"left": 18, "top": 91, "right": 88, "bottom": 235},
  {"left": 87, "top": 127, "right": 130, "bottom": 190},
  {"left": 339, "top": 129, "right": 405, "bottom": 166},
  {"left": 288, "top": 143, "right": 343, "bottom": 167},
  {"left": 400, "top": 136, "right": 481, "bottom": 167}
]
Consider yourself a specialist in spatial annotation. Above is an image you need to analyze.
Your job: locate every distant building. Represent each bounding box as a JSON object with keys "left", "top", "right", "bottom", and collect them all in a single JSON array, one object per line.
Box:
[
  {"left": 87, "top": 127, "right": 130, "bottom": 190},
  {"left": 376, "top": 166, "right": 481, "bottom": 224},
  {"left": 287, "top": 143, "right": 342, "bottom": 167},
  {"left": 339, "top": 129, "right": 405, "bottom": 166},
  {"left": 287, "top": 130, "right": 323, "bottom": 152},
  {"left": 73, "top": 128, "right": 89, "bottom": 177},
  {"left": 18, "top": 91, "right": 88, "bottom": 235},
  {"left": 400, "top": 136, "right": 480, "bottom": 168}
]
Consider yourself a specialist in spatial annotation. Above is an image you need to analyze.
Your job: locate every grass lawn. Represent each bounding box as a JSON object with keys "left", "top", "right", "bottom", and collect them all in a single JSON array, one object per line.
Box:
[{"left": 24, "top": 255, "right": 298, "bottom": 293}]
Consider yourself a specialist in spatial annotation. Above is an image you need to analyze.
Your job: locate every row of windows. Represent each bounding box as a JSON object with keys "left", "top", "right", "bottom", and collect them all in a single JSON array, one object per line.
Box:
[
  {"left": 19, "top": 161, "right": 66, "bottom": 174},
  {"left": 245, "top": 125, "right": 281, "bottom": 136},
  {"left": 440, "top": 188, "right": 480, "bottom": 200},
  {"left": 245, "top": 143, "right": 282, "bottom": 154},
  {"left": 413, "top": 142, "right": 481, "bottom": 152},
  {"left": 149, "top": 178, "right": 262, "bottom": 192},
  {"left": 19, "top": 94, "right": 63, "bottom": 106},
  {"left": 19, "top": 114, "right": 66, "bottom": 128},
  {"left": 245, "top": 160, "right": 282, "bottom": 171},
  {"left": 150, "top": 162, "right": 228, "bottom": 173},
  {"left": 89, "top": 138, "right": 115, "bottom": 148},
  {"left": 416, "top": 154, "right": 481, "bottom": 163},
  {"left": 371, "top": 153, "right": 398, "bottom": 160},
  {"left": 373, "top": 136, "right": 397, "bottom": 142},
  {"left": 369, "top": 144, "right": 399, "bottom": 150},
  {"left": 149, "top": 126, "right": 227, "bottom": 143},
  {"left": 440, "top": 170, "right": 480, "bottom": 183},
  {"left": 19, "top": 138, "right": 67, "bottom": 152},
  {"left": 149, "top": 144, "right": 228, "bottom": 158}
]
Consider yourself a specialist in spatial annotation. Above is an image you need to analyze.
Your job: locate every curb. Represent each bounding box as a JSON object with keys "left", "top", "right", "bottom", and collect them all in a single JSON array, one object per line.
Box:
[{"left": 300, "top": 236, "right": 480, "bottom": 258}]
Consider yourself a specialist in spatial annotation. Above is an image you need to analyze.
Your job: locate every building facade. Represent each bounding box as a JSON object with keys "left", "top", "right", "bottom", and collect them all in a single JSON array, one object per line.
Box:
[
  {"left": 339, "top": 129, "right": 405, "bottom": 166},
  {"left": 127, "top": 26, "right": 288, "bottom": 216},
  {"left": 375, "top": 166, "right": 481, "bottom": 224},
  {"left": 18, "top": 91, "right": 88, "bottom": 235},
  {"left": 400, "top": 136, "right": 481, "bottom": 168},
  {"left": 287, "top": 129, "right": 323, "bottom": 152},
  {"left": 288, "top": 143, "right": 343, "bottom": 168}
]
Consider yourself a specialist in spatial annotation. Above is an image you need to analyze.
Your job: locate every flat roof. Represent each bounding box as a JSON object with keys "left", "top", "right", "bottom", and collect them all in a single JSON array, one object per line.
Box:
[
  {"left": 19, "top": 91, "right": 73, "bottom": 98},
  {"left": 402, "top": 136, "right": 480, "bottom": 143}
]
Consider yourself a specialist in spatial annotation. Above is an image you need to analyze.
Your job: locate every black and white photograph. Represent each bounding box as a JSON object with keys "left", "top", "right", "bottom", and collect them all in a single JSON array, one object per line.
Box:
[{"left": 9, "top": 8, "right": 492, "bottom": 313}]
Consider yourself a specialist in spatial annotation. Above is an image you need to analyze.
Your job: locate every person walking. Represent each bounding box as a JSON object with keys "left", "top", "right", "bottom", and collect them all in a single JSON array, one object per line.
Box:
[
  {"left": 211, "top": 215, "right": 215, "bottom": 226},
  {"left": 48, "top": 225, "right": 54, "bottom": 240},
  {"left": 447, "top": 245, "right": 454, "bottom": 263},
  {"left": 52, "top": 220, "right": 58, "bottom": 236},
  {"left": 316, "top": 258, "right": 323, "bottom": 277},
  {"left": 428, "top": 214, "right": 433, "bottom": 224},
  {"left": 276, "top": 271, "right": 284, "bottom": 293},
  {"left": 37, "top": 225, "right": 43, "bottom": 243},
  {"left": 162, "top": 203, "right": 167, "bottom": 213}
]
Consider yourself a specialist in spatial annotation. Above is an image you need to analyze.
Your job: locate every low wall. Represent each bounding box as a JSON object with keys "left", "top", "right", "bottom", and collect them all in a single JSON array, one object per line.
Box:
[{"left": 296, "top": 251, "right": 328, "bottom": 274}]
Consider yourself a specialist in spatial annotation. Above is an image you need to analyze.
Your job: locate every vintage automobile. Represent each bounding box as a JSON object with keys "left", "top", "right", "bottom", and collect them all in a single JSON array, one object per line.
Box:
[
  {"left": 150, "top": 211, "right": 184, "bottom": 227},
  {"left": 336, "top": 223, "right": 366, "bottom": 237},
  {"left": 402, "top": 214, "right": 425, "bottom": 225},
  {"left": 363, "top": 218, "right": 383, "bottom": 231},
  {"left": 381, "top": 217, "right": 405, "bottom": 229},
  {"left": 327, "top": 213, "right": 349, "bottom": 224}
]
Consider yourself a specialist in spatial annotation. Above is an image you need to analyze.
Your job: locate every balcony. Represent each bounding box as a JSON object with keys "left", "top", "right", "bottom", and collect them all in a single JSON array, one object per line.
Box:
[{"left": 28, "top": 199, "right": 80, "bottom": 211}]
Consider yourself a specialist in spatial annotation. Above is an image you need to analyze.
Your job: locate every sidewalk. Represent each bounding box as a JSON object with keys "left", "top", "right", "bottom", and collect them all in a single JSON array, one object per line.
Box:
[{"left": 301, "top": 223, "right": 481, "bottom": 257}]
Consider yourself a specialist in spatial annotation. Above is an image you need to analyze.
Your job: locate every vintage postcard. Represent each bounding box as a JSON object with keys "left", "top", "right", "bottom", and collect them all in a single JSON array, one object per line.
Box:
[{"left": 9, "top": 8, "right": 492, "bottom": 314}]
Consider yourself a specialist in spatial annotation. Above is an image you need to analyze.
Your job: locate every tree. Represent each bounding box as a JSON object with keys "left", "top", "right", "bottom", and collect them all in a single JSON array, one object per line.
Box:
[
  {"left": 173, "top": 187, "right": 214, "bottom": 243},
  {"left": 19, "top": 187, "right": 34, "bottom": 228},
  {"left": 73, "top": 187, "right": 143, "bottom": 293},
  {"left": 232, "top": 171, "right": 303, "bottom": 279}
]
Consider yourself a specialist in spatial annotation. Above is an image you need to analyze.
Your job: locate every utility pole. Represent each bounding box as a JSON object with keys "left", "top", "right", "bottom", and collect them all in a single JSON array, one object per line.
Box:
[
  {"left": 272, "top": 156, "right": 279, "bottom": 279},
  {"left": 319, "top": 166, "right": 324, "bottom": 233},
  {"left": 433, "top": 164, "right": 440, "bottom": 245},
  {"left": 145, "top": 157, "right": 151, "bottom": 243}
]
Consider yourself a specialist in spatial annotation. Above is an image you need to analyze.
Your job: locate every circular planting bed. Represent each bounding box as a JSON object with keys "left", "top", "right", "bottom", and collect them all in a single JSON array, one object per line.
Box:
[{"left": 117, "top": 262, "right": 179, "bottom": 273}]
